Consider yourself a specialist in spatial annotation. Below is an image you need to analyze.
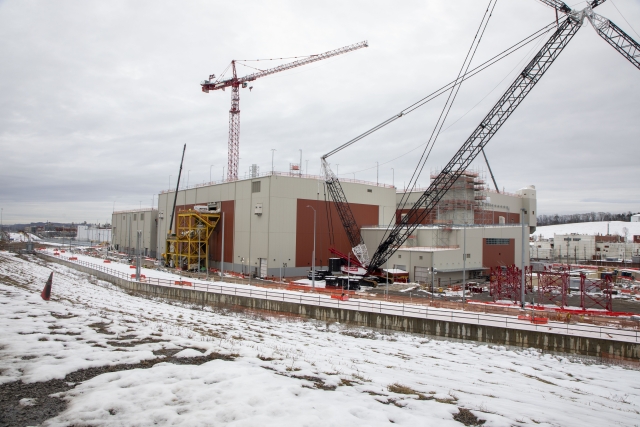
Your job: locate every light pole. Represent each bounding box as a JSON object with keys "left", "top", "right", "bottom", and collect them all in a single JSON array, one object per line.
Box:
[
  {"left": 336, "top": 164, "right": 339, "bottom": 177},
  {"left": 307, "top": 205, "right": 316, "bottom": 288},
  {"left": 197, "top": 223, "right": 204, "bottom": 275},
  {"left": 431, "top": 266, "right": 437, "bottom": 303},
  {"left": 210, "top": 165, "right": 214, "bottom": 183},
  {"left": 220, "top": 212, "right": 225, "bottom": 280},
  {"left": 187, "top": 170, "right": 191, "bottom": 188},
  {"left": 222, "top": 166, "right": 225, "bottom": 181},
  {"left": 271, "top": 149, "right": 276, "bottom": 173},
  {"left": 521, "top": 208, "right": 526, "bottom": 309},
  {"left": 462, "top": 222, "right": 466, "bottom": 305}
]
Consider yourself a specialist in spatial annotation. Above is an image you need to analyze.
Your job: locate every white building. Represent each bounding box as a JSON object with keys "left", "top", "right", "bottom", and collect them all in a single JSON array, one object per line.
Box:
[{"left": 76, "top": 224, "right": 112, "bottom": 244}]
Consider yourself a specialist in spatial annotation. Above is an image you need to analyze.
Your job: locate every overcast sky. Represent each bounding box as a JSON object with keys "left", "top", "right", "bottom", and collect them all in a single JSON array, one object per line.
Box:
[{"left": 1, "top": 0, "right": 639, "bottom": 225}]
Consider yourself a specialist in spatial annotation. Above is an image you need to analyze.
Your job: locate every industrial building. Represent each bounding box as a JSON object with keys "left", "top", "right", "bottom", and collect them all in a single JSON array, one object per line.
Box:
[
  {"left": 532, "top": 233, "right": 640, "bottom": 263},
  {"left": 76, "top": 224, "right": 112, "bottom": 244},
  {"left": 111, "top": 208, "right": 158, "bottom": 257},
  {"left": 156, "top": 172, "right": 397, "bottom": 278},
  {"left": 147, "top": 168, "right": 536, "bottom": 281}
]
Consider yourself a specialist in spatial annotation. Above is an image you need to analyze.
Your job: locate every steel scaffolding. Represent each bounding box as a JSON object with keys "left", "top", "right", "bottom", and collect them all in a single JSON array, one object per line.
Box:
[{"left": 164, "top": 210, "right": 220, "bottom": 271}]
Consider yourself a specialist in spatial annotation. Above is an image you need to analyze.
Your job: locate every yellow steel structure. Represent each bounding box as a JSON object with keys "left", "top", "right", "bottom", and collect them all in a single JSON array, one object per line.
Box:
[{"left": 163, "top": 209, "right": 220, "bottom": 270}]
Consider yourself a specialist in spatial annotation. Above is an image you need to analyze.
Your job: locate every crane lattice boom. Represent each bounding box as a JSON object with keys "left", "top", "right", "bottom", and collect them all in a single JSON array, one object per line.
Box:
[{"left": 366, "top": 0, "right": 639, "bottom": 273}]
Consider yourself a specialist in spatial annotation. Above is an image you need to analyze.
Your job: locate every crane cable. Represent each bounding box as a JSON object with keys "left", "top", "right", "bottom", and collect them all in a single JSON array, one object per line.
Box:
[
  {"left": 394, "top": 0, "right": 498, "bottom": 222},
  {"left": 337, "top": 20, "right": 557, "bottom": 179},
  {"left": 322, "top": 18, "right": 559, "bottom": 161}
]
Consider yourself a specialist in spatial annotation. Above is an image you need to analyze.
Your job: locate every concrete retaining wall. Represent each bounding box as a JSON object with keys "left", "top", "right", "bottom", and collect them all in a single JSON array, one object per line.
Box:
[{"left": 42, "top": 254, "right": 640, "bottom": 362}]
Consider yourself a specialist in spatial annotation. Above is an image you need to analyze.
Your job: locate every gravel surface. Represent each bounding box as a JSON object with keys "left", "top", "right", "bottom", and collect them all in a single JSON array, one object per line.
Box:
[{"left": 0, "top": 351, "right": 234, "bottom": 427}]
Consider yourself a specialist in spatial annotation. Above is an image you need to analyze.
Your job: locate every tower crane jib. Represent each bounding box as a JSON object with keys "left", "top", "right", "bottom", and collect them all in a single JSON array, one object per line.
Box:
[{"left": 201, "top": 41, "right": 368, "bottom": 182}]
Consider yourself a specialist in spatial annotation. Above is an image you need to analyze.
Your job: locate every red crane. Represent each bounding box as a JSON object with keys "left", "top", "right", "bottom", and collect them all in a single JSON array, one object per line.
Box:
[{"left": 201, "top": 41, "right": 368, "bottom": 181}]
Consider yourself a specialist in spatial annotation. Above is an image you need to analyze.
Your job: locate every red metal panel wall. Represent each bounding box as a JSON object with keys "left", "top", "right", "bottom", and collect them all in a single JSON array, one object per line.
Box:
[
  {"left": 296, "top": 199, "right": 379, "bottom": 268},
  {"left": 482, "top": 238, "right": 515, "bottom": 269},
  {"left": 475, "top": 211, "right": 520, "bottom": 225}
]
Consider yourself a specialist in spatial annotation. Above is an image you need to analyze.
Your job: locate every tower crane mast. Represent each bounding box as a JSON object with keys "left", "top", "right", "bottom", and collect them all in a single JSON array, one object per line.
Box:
[{"left": 201, "top": 41, "right": 368, "bottom": 181}]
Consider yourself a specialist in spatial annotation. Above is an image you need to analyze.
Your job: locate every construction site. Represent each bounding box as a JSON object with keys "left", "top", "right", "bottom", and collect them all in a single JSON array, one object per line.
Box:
[{"left": 101, "top": 0, "right": 640, "bottom": 319}]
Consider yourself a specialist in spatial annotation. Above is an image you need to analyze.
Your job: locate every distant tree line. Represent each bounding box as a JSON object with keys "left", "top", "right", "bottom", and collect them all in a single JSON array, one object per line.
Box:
[{"left": 537, "top": 211, "right": 636, "bottom": 226}]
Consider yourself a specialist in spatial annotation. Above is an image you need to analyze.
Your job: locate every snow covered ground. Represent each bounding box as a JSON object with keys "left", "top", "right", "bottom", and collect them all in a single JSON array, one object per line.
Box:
[
  {"left": 2, "top": 251, "right": 640, "bottom": 426},
  {"left": 7, "top": 232, "right": 41, "bottom": 242},
  {"left": 534, "top": 221, "right": 640, "bottom": 240}
]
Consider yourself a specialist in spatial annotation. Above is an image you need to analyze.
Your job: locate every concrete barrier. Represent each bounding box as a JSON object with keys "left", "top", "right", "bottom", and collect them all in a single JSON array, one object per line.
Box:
[{"left": 40, "top": 254, "right": 640, "bottom": 362}]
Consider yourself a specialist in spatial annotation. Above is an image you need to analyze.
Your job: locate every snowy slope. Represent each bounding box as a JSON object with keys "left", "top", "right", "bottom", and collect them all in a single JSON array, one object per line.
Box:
[
  {"left": 8, "top": 232, "right": 41, "bottom": 242},
  {"left": 1, "top": 251, "right": 640, "bottom": 426},
  {"left": 534, "top": 221, "right": 640, "bottom": 239}
]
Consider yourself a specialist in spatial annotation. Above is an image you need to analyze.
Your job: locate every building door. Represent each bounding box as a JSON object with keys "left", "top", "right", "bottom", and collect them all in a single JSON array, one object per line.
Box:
[
  {"left": 414, "top": 266, "right": 429, "bottom": 284},
  {"left": 259, "top": 258, "right": 267, "bottom": 279}
]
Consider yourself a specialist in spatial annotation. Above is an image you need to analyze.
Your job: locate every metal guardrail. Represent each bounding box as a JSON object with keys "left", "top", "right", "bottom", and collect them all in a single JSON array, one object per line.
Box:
[{"left": 42, "top": 253, "right": 640, "bottom": 344}]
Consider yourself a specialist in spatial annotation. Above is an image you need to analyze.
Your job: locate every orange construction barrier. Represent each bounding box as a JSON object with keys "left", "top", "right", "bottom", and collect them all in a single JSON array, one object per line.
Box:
[
  {"left": 69, "top": 257, "right": 78, "bottom": 261},
  {"left": 129, "top": 265, "right": 136, "bottom": 269},
  {"left": 175, "top": 280, "right": 192, "bottom": 286},
  {"left": 103, "top": 260, "right": 111, "bottom": 263},
  {"left": 131, "top": 274, "right": 146, "bottom": 279}
]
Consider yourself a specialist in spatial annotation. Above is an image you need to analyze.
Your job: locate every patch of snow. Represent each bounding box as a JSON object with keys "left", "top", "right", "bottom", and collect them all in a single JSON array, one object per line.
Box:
[
  {"left": 173, "top": 348, "right": 204, "bottom": 358},
  {"left": 534, "top": 221, "right": 640, "bottom": 239},
  {"left": 1, "top": 252, "right": 639, "bottom": 426}
]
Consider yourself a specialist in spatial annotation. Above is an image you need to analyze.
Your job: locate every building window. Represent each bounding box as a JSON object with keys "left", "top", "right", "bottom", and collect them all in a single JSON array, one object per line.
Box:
[
  {"left": 486, "top": 238, "right": 510, "bottom": 245},
  {"left": 123, "top": 215, "right": 125, "bottom": 220},
  {"left": 419, "top": 256, "right": 423, "bottom": 260},
  {"left": 133, "top": 214, "right": 137, "bottom": 220},
  {"left": 252, "top": 181, "right": 261, "bottom": 193},
  {"left": 141, "top": 213, "right": 144, "bottom": 220},
  {"left": 466, "top": 254, "right": 471, "bottom": 259},
  {"left": 367, "top": 189, "right": 372, "bottom": 193},
  {"left": 398, "top": 255, "right": 402, "bottom": 259}
]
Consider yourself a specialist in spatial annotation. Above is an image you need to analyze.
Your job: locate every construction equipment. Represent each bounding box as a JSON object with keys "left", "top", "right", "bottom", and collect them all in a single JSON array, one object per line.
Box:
[
  {"left": 201, "top": 41, "right": 368, "bottom": 182},
  {"left": 323, "top": 0, "right": 639, "bottom": 277},
  {"left": 163, "top": 208, "right": 220, "bottom": 270},
  {"left": 168, "top": 144, "right": 186, "bottom": 236},
  {"left": 367, "top": 0, "right": 639, "bottom": 274}
]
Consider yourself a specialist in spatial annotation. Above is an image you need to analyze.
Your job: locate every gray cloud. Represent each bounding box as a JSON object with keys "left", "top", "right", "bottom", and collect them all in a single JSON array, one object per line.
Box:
[{"left": 1, "top": 0, "right": 638, "bottom": 224}]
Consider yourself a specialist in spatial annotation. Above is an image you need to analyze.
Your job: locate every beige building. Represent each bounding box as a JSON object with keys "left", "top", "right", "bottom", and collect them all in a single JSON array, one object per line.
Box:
[
  {"left": 156, "top": 173, "right": 396, "bottom": 277},
  {"left": 111, "top": 209, "right": 158, "bottom": 257},
  {"left": 362, "top": 224, "right": 529, "bottom": 283}
]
